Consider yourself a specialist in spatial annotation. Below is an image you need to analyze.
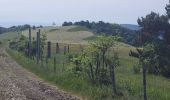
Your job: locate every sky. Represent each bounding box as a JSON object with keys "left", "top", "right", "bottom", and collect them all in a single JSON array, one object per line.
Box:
[{"left": 0, "top": 0, "right": 169, "bottom": 27}]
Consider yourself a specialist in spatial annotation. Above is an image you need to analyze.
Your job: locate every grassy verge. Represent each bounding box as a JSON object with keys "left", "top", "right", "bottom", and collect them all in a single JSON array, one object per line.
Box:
[
  {"left": 7, "top": 49, "right": 116, "bottom": 100},
  {"left": 7, "top": 46, "right": 170, "bottom": 100}
]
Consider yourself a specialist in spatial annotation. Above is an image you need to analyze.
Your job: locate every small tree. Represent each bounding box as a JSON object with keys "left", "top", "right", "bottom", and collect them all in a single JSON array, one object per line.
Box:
[
  {"left": 129, "top": 46, "right": 156, "bottom": 100},
  {"left": 72, "top": 35, "right": 120, "bottom": 86}
]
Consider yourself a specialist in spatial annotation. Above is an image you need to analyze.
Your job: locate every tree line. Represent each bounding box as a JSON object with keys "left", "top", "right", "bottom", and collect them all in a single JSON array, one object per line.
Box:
[
  {"left": 0, "top": 24, "right": 43, "bottom": 34},
  {"left": 0, "top": 24, "right": 30, "bottom": 34}
]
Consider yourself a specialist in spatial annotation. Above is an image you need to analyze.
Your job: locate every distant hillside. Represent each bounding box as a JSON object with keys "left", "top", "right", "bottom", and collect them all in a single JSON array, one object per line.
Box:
[
  {"left": 22, "top": 26, "right": 94, "bottom": 44},
  {"left": 0, "top": 27, "right": 7, "bottom": 34},
  {"left": 0, "top": 24, "right": 31, "bottom": 34},
  {"left": 120, "top": 24, "right": 140, "bottom": 31},
  {"left": 62, "top": 21, "right": 139, "bottom": 45},
  {"left": 0, "top": 31, "right": 18, "bottom": 41}
]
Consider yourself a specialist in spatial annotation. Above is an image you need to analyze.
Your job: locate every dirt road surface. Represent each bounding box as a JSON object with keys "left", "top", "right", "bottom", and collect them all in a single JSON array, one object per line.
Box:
[{"left": 0, "top": 48, "right": 81, "bottom": 100}]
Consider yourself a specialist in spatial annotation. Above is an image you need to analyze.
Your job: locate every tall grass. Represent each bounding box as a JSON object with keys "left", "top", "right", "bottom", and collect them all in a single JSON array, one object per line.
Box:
[
  {"left": 22, "top": 26, "right": 94, "bottom": 44},
  {"left": 7, "top": 43, "right": 170, "bottom": 100}
]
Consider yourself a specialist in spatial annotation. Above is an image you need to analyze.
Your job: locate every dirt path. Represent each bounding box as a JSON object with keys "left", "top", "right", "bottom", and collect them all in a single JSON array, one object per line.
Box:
[{"left": 0, "top": 48, "right": 80, "bottom": 100}]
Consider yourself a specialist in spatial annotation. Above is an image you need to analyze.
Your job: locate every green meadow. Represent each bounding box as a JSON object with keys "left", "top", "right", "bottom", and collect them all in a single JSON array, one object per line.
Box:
[{"left": 3, "top": 26, "right": 170, "bottom": 100}]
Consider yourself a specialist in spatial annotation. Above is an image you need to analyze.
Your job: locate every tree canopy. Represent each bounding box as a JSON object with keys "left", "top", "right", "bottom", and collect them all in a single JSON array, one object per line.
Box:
[{"left": 133, "top": 3, "right": 170, "bottom": 78}]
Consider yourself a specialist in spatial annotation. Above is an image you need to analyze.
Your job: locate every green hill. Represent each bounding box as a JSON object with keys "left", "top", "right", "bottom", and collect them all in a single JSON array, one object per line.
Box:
[
  {"left": 2, "top": 25, "right": 170, "bottom": 100},
  {"left": 0, "top": 31, "right": 18, "bottom": 41},
  {"left": 22, "top": 26, "right": 94, "bottom": 44}
]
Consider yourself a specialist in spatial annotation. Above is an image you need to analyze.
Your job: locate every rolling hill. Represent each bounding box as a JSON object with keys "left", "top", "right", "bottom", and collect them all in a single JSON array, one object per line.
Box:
[
  {"left": 1, "top": 24, "right": 170, "bottom": 100},
  {"left": 22, "top": 26, "right": 94, "bottom": 44}
]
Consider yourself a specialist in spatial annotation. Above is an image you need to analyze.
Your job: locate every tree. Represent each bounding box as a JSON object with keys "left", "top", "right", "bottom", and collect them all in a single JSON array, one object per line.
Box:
[
  {"left": 165, "top": 2, "right": 170, "bottom": 18},
  {"left": 62, "top": 22, "right": 73, "bottom": 26},
  {"left": 52, "top": 22, "right": 56, "bottom": 26},
  {"left": 130, "top": 2, "right": 170, "bottom": 100},
  {"left": 130, "top": 47, "right": 147, "bottom": 100},
  {"left": 136, "top": 2, "right": 170, "bottom": 77},
  {"left": 71, "top": 35, "right": 120, "bottom": 95},
  {"left": 137, "top": 12, "right": 169, "bottom": 44},
  {"left": 39, "top": 25, "right": 43, "bottom": 28},
  {"left": 32, "top": 26, "right": 36, "bottom": 30},
  {"left": 165, "top": 2, "right": 170, "bottom": 44}
]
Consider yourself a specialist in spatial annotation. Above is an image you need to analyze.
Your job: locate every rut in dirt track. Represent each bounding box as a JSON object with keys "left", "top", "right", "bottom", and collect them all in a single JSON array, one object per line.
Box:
[{"left": 0, "top": 48, "right": 80, "bottom": 100}]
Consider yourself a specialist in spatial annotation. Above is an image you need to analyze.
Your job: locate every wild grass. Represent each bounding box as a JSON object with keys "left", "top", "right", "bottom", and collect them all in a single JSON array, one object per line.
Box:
[
  {"left": 22, "top": 26, "right": 94, "bottom": 44},
  {"left": 7, "top": 42, "right": 170, "bottom": 100},
  {"left": 67, "top": 26, "right": 90, "bottom": 32},
  {"left": 0, "top": 31, "right": 19, "bottom": 41}
]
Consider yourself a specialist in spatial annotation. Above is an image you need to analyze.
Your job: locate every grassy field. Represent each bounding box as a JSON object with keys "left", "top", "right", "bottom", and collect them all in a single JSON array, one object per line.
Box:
[
  {"left": 2, "top": 26, "right": 170, "bottom": 100},
  {"left": 7, "top": 42, "right": 170, "bottom": 100},
  {"left": 0, "top": 31, "right": 19, "bottom": 41},
  {"left": 0, "top": 31, "right": 19, "bottom": 47},
  {"left": 22, "top": 26, "right": 94, "bottom": 44}
]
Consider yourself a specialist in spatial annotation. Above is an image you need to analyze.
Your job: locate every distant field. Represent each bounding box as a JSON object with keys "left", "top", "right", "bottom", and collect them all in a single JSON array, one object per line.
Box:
[
  {"left": 0, "top": 31, "right": 19, "bottom": 41},
  {"left": 22, "top": 26, "right": 94, "bottom": 44}
]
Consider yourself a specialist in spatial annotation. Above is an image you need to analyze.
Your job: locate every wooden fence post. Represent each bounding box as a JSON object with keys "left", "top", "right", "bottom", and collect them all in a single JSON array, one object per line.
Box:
[
  {"left": 45, "top": 56, "right": 48, "bottom": 69},
  {"left": 36, "top": 31, "right": 40, "bottom": 64},
  {"left": 28, "top": 27, "right": 32, "bottom": 58},
  {"left": 67, "top": 45, "right": 70, "bottom": 54},
  {"left": 54, "top": 57, "right": 56, "bottom": 73},
  {"left": 38, "top": 29, "right": 41, "bottom": 60},
  {"left": 110, "top": 64, "right": 117, "bottom": 94},
  {"left": 143, "top": 63, "right": 147, "bottom": 100},
  {"left": 41, "top": 57, "right": 44, "bottom": 67},
  {"left": 47, "top": 41, "right": 51, "bottom": 58},
  {"left": 64, "top": 46, "right": 67, "bottom": 55},
  {"left": 56, "top": 43, "right": 60, "bottom": 54}
]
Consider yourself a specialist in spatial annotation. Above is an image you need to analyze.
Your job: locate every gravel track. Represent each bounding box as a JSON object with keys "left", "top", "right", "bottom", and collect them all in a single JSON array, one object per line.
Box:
[{"left": 0, "top": 48, "right": 80, "bottom": 100}]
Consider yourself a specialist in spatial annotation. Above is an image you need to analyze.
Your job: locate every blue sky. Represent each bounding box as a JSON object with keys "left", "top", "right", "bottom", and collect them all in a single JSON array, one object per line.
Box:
[{"left": 0, "top": 0, "right": 168, "bottom": 27}]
